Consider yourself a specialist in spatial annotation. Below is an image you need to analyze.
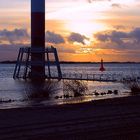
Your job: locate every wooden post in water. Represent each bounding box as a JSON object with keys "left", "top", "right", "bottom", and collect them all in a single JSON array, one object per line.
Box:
[{"left": 31, "top": 0, "right": 45, "bottom": 80}]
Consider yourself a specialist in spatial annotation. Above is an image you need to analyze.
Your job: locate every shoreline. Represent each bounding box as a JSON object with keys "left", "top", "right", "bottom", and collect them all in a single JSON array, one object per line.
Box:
[
  {"left": 0, "top": 91, "right": 131, "bottom": 110},
  {"left": 1, "top": 61, "right": 140, "bottom": 64},
  {"left": 0, "top": 94, "right": 133, "bottom": 110},
  {"left": 0, "top": 95, "right": 140, "bottom": 139}
]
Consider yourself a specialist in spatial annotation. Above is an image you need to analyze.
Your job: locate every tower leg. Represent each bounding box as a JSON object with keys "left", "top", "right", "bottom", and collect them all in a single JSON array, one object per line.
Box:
[
  {"left": 46, "top": 51, "right": 51, "bottom": 78},
  {"left": 23, "top": 48, "right": 30, "bottom": 79},
  {"left": 54, "top": 48, "right": 62, "bottom": 79},
  {"left": 17, "top": 48, "right": 24, "bottom": 78},
  {"left": 13, "top": 48, "right": 21, "bottom": 79}
]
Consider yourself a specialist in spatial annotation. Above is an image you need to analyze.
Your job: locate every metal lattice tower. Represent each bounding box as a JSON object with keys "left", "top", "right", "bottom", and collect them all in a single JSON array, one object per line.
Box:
[{"left": 13, "top": 0, "right": 62, "bottom": 80}]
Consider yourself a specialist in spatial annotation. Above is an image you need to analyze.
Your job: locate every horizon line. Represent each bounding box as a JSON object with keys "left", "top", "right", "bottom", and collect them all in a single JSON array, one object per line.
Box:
[{"left": 1, "top": 60, "right": 140, "bottom": 64}]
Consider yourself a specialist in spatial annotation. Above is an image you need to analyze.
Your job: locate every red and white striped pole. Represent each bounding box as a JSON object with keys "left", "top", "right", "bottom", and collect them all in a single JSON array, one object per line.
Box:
[{"left": 31, "top": 0, "right": 45, "bottom": 80}]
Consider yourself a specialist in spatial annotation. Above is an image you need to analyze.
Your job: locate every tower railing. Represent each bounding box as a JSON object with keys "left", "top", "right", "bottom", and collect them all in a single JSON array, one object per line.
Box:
[{"left": 13, "top": 46, "right": 62, "bottom": 80}]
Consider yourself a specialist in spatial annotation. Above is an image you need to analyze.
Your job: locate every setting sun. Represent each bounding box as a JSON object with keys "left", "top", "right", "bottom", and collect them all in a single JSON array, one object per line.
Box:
[{"left": 65, "top": 20, "right": 106, "bottom": 37}]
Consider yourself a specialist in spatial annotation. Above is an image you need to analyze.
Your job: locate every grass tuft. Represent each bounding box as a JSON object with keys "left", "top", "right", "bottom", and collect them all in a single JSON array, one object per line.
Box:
[
  {"left": 123, "top": 78, "right": 140, "bottom": 95},
  {"left": 26, "top": 80, "right": 59, "bottom": 99},
  {"left": 63, "top": 80, "right": 88, "bottom": 97}
]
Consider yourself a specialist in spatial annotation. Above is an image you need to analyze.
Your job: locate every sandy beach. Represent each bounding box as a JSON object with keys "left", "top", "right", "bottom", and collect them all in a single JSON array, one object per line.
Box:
[{"left": 0, "top": 95, "right": 140, "bottom": 140}]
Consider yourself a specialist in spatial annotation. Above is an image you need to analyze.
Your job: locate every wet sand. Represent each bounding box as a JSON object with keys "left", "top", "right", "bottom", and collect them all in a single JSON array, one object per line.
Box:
[{"left": 0, "top": 95, "right": 140, "bottom": 140}]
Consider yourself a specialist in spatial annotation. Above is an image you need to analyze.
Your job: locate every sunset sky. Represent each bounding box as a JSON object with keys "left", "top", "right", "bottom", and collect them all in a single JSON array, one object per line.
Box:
[{"left": 0, "top": 0, "right": 140, "bottom": 62}]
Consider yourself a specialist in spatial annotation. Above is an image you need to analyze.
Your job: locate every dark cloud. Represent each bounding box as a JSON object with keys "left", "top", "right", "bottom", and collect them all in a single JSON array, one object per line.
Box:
[
  {"left": 68, "top": 32, "right": 88, "bottom": 45},
  {"left": 87, "top": 0, "right": 111, "bottom": 3},
  {"left": 0, "top": 29, "right": 66, "bottom": 60},
  {"left": 111, "top": 3, "right": 121, "bottom": 8},
  {"left": 46, "top": 31, "right": 65, "bottom": 44},
  {"left": 114, "top": 25, "right": 126, "bottom": 30},
  {"left": 87, "top": 0, "right": 93, "bottom": 3},
  {"left": 130, "top": 28, "right": 140, "bottom": 42},
  {"left": 57, "top": 47, "right": 75, "bottom": 54},
  {"left": 94, "top": 27, "right": 140, "bottom": 50},
  {"left": 0, "top": 28, "right": 30, "bottom": 60},
  {"left": 0, "top": 29, "right": 65, "bottom": 45},
  {"left": 0, "top": 29, "right": 29, "bottom": 45}
]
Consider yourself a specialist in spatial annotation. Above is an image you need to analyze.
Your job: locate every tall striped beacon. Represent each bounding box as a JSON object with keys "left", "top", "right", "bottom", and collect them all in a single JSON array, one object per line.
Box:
[{"left": 31, "top": 0, "right": 45, "bottom": 80}]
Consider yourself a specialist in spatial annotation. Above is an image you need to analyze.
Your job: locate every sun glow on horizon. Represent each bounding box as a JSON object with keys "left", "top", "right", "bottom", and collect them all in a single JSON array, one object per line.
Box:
[{"left": 65, "top": 20, "right": 107, "bottom": 37}]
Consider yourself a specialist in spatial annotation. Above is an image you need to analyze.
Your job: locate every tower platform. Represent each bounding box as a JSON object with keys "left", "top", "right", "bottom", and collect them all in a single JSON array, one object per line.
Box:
[{"left": 13, "top": 46, "right": 62, "bottom": 80}]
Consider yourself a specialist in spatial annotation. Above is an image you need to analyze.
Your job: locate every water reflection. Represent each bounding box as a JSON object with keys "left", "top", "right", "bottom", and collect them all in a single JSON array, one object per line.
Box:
[
  {"left": 0, "top": 78, "right": 131, "bottom": 109},
  {"left": 22, "top": 80, "right": 92, "bottom": 106}
]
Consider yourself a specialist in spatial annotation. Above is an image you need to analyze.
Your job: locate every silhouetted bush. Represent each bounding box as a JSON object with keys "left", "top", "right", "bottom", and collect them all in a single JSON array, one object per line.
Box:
[
  {"left": 123, "top": 78, "right": 140, "bottom": 95},
  {"left": 26, "top": 80, "right": 59, "bottom": 99},
  {"left": 63, "top": 80, "right": 88, "bottom": 97}
]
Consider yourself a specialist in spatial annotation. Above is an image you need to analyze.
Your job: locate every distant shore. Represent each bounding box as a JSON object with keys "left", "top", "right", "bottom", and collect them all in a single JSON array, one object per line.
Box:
[
  {"left": 1, "top": 60, "right": 140, "bottom": 64},
  {"left": 0, "top": 95, "right": 140, "bottom": 140}
]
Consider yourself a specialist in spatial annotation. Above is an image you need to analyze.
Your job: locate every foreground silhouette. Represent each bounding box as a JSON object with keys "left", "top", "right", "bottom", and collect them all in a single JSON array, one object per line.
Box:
[{"left": 0, "top": 95, "right": 140, "bottom": 140}]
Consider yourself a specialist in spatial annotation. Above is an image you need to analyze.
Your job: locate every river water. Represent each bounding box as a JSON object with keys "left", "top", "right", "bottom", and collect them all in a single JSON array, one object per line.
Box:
[{"left": 0, "top": 63, "right": 140, "bottom": 109}]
